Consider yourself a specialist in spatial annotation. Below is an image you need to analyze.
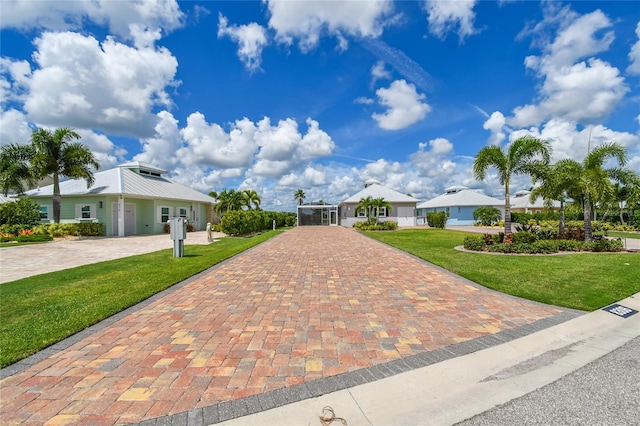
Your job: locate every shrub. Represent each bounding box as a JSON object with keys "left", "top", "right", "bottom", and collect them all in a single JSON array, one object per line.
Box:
[
  {"left": 584, "top": 238, "right": 623, "bottom": 252},
  {"left": 354, "top": 220, "right": 398, "bottom": 231},
  {"left": 76, "top": 223, "right": 104, "bottom": 236},
  {"left": 532, "top": 240, "right": 559, "bottom": 254},
  {"left": 0, "top": 197, "right": 41, "bottom": 226},
  {"left": 15, "top": 234, "right": 53, "bottom": 243},
  {"left": 557, "top": 239, "right": 583, "bottom": 252},
  {"left": 31, "top": 223, "right": 103, "bottom": 237},
  {"left": 426, "top": 211, "right": 447, "bottom": 229},
  {"left": 473, "top": 206, "right": 501, "bottom": 226},
  {"left": 511, "top": 231, "right": 538, "bottom": 244},
  {"left": 219, "top": 210, "right": 291, "bottom": 236},
  {"left": 463, "top": 236, "right": 486, "bottom": 251}
]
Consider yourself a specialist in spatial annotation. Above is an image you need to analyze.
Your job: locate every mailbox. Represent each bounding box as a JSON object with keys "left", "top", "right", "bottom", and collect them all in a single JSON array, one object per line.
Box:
[{"left": 168, "top": 217, "right": 187, "bottom": 257}]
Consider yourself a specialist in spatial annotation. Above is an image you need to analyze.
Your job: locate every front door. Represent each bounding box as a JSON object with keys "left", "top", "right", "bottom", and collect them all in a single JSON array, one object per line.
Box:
[
  {"left": 330, "top": 210, "right": 337, "bottom": 226},
  {"left": 112, "top": 203, "right": 136, "bottom": 235}
]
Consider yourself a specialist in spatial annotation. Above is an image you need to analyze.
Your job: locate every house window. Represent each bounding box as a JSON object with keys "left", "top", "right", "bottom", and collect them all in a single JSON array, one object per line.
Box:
[
  {"left": 75, "top": 204, "right": 96, "bottom": 219},
  {"left": 158, "top": 206, "right": 171, "bottom": 223},
  {"left": 378, "top": 207, "right": 388, "bottom": 218},
  {"left": 39, "top": 205, "right": 51, "bottom": 220},
  {"left": 178, "top": 207, "right": 188, "bottom": 218}
]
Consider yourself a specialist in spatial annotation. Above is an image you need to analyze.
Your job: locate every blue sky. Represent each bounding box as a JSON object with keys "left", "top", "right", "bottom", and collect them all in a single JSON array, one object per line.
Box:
[{"left": 1, "top": 0, "right": 639, "bottom": 211}]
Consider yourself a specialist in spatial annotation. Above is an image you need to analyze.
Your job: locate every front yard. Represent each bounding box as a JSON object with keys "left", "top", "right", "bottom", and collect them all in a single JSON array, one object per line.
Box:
[{"left": 363, "top": 228, "right": 639, "bottom": 312}]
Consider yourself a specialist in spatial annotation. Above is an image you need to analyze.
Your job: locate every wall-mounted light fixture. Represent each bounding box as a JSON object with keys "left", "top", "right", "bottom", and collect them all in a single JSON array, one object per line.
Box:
[{"left": 99, "top": 201, "right": 103, "bottom": 208}]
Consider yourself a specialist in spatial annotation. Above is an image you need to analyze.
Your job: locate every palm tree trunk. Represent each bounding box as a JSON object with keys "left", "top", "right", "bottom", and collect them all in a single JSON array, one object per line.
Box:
[
  {"left": 53, "top": 173, "right": 61, "bottom": 223},
  {"left": 559, "top": 200, "right": 565, "bottom": 234},
  {"left": 504, "top": 180, "right": 511, "bottom": 239},
  {"left": 584, "top": 191, "right": 593, "bottom": 242}
]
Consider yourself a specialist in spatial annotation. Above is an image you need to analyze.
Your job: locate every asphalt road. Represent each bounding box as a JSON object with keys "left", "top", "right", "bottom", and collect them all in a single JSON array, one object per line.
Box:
[{"left": 458, "top": 335, "right": 640, "bottom": 425}]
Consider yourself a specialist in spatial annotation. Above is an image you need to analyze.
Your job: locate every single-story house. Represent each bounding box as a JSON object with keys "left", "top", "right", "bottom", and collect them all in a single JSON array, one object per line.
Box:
[
  {"left": 416, "top": 185, "right": 504, "bottom": 226},
  {"left": 339, "top": 179, "right": 420, "bottom": 227},
  {"left": 24, "top": 161, "right": 216, "bottom": 236},
  {"left": 510, "top": 189, "right": 561, "bottom": 214},
  {"left": 297, "top": 201, "right": 339, "bottom": 226}
]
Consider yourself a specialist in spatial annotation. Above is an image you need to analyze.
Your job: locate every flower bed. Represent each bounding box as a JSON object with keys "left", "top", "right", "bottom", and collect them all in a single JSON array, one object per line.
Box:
[{"left": 463, "top": 232, "right": 624, "bottom": 254}]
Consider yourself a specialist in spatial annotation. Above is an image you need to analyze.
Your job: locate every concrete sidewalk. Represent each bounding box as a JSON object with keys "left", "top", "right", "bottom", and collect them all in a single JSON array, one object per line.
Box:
[{"left": 215, "top": 292, "right": 640, "bottom": 426}]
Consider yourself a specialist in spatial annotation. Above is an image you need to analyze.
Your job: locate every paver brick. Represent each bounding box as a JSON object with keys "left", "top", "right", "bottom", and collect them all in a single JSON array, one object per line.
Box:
[{"left": 0, "top": 227, "right": 563, "bottom": 425}]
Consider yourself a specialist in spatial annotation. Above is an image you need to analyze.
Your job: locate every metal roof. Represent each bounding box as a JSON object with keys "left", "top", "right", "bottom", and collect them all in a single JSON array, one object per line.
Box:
[
  {"left": 510, "top": 190, "right": 561, "bottom": 209},
  {"left": 417, "top": 189, "right": 503, "bottom": 208},
  {"left": 25, "top": 166, "right": 215, "bottom": 204},
  {"left": 341, "top": 183, "right": 420, "bottom": 204}
]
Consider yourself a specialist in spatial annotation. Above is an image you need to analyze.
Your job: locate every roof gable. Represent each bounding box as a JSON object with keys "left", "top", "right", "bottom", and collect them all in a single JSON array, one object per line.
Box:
[
  {"left": 417, "top": 189, "right": 503, "bottom": 208},
  {"left": 341, "top": 183, "right": 420, "bottom": 204}
]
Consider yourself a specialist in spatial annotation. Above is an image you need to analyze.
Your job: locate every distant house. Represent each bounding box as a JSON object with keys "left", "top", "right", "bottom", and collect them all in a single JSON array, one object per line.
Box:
[
  {"left": 24, "top": 161, "right": 215, "bottom": 236},
  {"left": 339, "top": 179, "right": 420, "bottom": 227},
  {"left": 416, "top": 185, "right": 504, "bottom": 226},
  {"left": 510, "top": 189, "right": 561, "bottom": 214}
]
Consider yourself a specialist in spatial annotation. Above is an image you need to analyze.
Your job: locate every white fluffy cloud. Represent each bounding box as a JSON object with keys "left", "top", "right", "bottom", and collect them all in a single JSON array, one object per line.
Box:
[
  {"left": 252, "top": 117, "right": 335, "bottom": 178},
  {"left": 278, "top": 165, "right": 327, "bottom": 188},
  {"left": 372, "top": 79, "right": 431, "bottom": 130},
  {"left": 135, "top": 111, "right": 183, "bottom": 170},
  {"left": 483, "top": 111, "right": 506, "bottom": 145},
  {"left": 628, "top": 21, "right": 640, "bottom": 75},
  {"left": 371, "top": 60, "right": 391, "bottom": 86},
  {"left": 1, "top": 0, "right": 184, "bottom": 46},
  {"left": 0, "top": 108, "right": 31, "bottom": 146},
  {"left": 266, "top": 0, "right": 394, "bottom": 51},
  {"left": 409, "top": 138, "right": 456, "bottom": 180},
  {"left": 179, "top": 113, "right": 258, "bottom": 169},
  {"left": 424, "top": 0, "right": 479, "bottom": 41},
  {"left": 218, "top": 14, "right": 268, "bottom": 73},
  {"left": 509, "top": 10, "right": 628, "bottom": 128},
  {"left": 152, "top": 113, "right": 336, "bottom": 183},
  {"left": 11, "top": 31, "right": 179, "bottom": 138}
]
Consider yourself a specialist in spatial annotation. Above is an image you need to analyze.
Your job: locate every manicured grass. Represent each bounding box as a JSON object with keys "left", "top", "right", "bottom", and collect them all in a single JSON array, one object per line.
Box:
[
  {"left": 0, "top": 230, "right": 283, "bottom": 368},
  {"left": 363, "top": 229, "right": 640, "bottom": 312}
]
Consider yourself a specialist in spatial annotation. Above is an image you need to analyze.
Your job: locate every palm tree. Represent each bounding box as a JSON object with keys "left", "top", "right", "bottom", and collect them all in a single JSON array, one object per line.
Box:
[
  {"left": 0, "top": 127, "right": 99, "bottom": 223},
  {"left": 214, "top": 188, "right": 246, "bottom": 214},
  {"left": 354, "top": 196, "right": 375, "bottom": 223},
  {"left": 0, "top": 143, "right": 36, "bottom": 196},
  {"left": 530, "top": 160, "right": 581, "bottom": 233},
  {"left": 569, "top": 143, "right": 628, "bottom": 241},
  {"left": 294, "top": 189, "right": 306, "bottom": 206},
  {"left": 370, "top": 197, "right": 392, "bottom": 224},
  {"left": 473, "top": 135, "right": 552, "bottom": 237},
  {"left": 242, "top": 189, "right": 261, "bottom": 210}
]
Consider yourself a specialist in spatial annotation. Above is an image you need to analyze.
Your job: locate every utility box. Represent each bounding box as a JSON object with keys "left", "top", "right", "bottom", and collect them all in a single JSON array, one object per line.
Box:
[{"left": 168, "top": 217, "right": 187, "bottom": 257}]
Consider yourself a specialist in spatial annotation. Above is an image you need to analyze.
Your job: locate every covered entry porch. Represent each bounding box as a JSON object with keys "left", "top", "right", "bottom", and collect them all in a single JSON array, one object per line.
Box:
[{"left": 297, "top": 202, "right": 338, "bottom": 226}]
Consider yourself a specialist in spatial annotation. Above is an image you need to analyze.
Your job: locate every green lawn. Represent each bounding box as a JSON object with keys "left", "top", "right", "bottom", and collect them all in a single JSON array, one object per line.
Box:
[
  {"left": 363, "top": 229, "right": 640, "bottom": 312},
  {"left": 0, "top": 230, "right": 283, "bottom": 368}
]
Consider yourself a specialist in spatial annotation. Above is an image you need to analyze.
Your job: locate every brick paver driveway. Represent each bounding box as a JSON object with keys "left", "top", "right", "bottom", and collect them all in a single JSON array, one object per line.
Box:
[{"left": 0, "top": 227, "right": 567, "bottom": 424}]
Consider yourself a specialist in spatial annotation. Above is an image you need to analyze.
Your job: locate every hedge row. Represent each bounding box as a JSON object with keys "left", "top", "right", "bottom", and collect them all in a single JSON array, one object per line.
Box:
[
  {"left": 354, "top": 220, "right": 398, "bottom": 231},
  {"left": 463, "top": 235, "right": 624, "bottom": 254},
  {"left": 220, "top": 210, "right": 295, "bottom": 236},
  {"left": 33, "top": 223, "right": 105, "bottom": 237}
]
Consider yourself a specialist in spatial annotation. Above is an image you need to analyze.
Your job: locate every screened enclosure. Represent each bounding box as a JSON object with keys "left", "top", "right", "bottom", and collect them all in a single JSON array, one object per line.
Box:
[{"left": 297, "top": 202, "right": 338, "bottom": 226}]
